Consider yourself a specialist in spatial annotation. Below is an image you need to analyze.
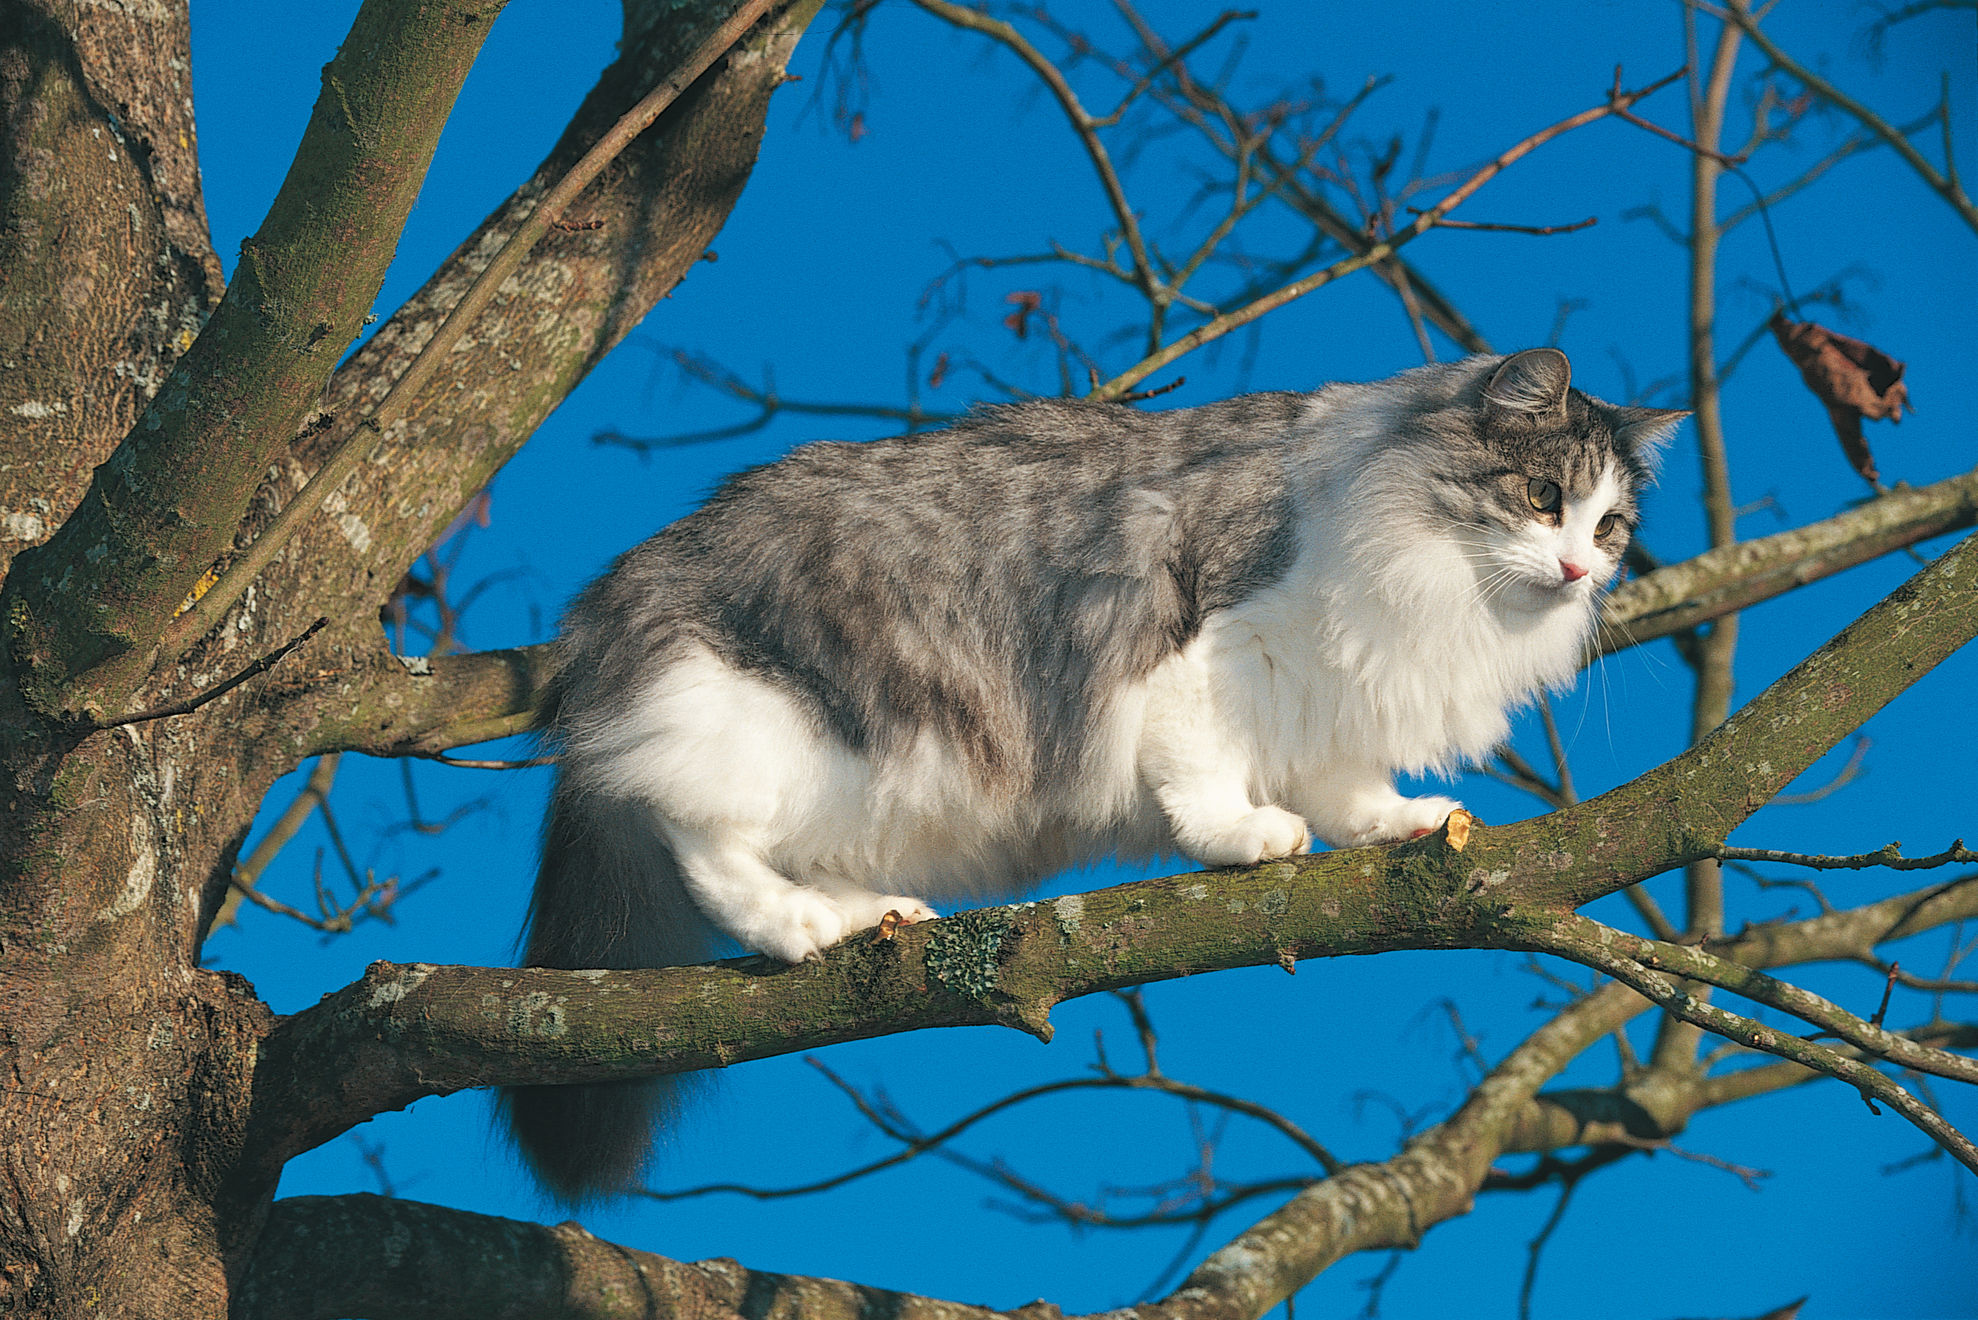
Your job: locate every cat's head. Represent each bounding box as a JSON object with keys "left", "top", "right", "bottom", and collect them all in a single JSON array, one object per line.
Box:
[{"left": 1361, "top": 348, "right": 1685, "bottom": 618}]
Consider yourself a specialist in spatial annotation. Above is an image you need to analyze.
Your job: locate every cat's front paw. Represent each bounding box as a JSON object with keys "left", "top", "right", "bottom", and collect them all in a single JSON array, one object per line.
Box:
[
  {"left": 1187, "top": 805, "right": 1313, "bottom": 867},
  {"left": 739, "top": 888, "right": 857, "bottom": 964},
  {"left": 1335, "top": 795, "right": 1462, "bottom": 848}
]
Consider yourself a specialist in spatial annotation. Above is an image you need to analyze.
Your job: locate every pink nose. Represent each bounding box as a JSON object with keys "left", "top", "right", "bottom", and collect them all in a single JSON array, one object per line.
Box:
[{"left": 1559, "top": 559, "right": 1589, "bottom": 582}]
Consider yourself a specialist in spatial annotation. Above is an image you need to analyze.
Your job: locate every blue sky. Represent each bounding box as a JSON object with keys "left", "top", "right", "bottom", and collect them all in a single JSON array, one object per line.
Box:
[{"left": 191, "top": 1, "right": 1975, "bottom": 1314}]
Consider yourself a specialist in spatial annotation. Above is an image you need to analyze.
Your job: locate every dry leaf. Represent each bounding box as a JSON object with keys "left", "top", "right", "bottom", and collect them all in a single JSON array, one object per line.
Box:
[
  {"left": 928, "top": 351, "right": 950, "bottom": 390},
  {"left": 1768, "top": 310, "right": 1910, "bottom": 483},
  {"left": 1444, "top": 809, "right": 1474, "bottom": 851},
  {"left": 1003, "top": 290, "right": 1043, "bottom": 340},
  {"left": 870, "top": 909, "right": 904, "bottom": 943}
]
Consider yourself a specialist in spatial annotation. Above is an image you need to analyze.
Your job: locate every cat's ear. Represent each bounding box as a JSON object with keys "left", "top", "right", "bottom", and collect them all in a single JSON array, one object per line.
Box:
[
  {"left": 1482, "top": 349, "right": 1572, "bottom": 428},
  {"left": 1611, "top": 405, "right": 1691, "bottom": 472}
]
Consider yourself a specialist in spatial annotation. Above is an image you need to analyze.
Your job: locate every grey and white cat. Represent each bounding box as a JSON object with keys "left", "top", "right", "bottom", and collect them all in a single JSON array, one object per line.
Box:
[{"left": 501, "top": 348, "right": 1680, "bottom": 1201}]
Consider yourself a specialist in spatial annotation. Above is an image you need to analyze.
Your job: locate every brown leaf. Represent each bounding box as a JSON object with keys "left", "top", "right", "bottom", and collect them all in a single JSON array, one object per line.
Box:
[
  {"left": 870, "top": 910, "right": 903, "bottom": 943},
  {"left": 1768, "top": 310, "right": 1910, "bottom": 483},
  {"left": 1003, "top": 290, "right": 1043, "bottom": 340},
  {"left": 928, "top": 351, "right": 950, "bottom": 390}
]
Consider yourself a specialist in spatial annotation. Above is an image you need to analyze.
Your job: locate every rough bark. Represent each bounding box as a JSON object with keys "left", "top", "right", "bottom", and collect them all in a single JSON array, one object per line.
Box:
[
  {"left": 7, "top": 0, "right": 509, "bottom": 718},
  {"left": 0, "top": 0, "right": 222, "bottom": 580}
]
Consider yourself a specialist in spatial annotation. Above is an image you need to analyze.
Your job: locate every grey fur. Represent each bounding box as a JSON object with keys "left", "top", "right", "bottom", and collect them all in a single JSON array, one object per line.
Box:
[{"left": 501, "top": 352, "right": 1675, "bottom": 1201}]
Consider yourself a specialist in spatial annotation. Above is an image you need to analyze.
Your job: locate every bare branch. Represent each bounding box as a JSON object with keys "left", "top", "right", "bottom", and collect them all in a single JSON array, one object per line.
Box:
[
  {"left": 1524, "top": 918, "right": 1978, "bottom": 1173},
  {"left": 1713, "top": 841, "right": 1976, "bottom": 871},
  {"left": 1087, "top": 68, "right": 1685, "bottom": 399},
  {"left": 1712, "top": 0, "right": 1978, "bottom": 232},
  {"left": 96, "top": 618, "right": 327, "bottom": 729}
]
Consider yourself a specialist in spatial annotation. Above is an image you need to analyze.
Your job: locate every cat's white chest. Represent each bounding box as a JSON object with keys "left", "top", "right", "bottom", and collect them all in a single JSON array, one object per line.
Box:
[{"left": 1190, "top": 542, "right": 1586, "bottom": 787}]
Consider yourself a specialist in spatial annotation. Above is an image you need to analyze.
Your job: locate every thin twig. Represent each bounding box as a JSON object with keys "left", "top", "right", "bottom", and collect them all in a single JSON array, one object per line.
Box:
[
  {"left": 1710, "top": 0, "right": 1978, "bottom": 233},
  {"left": 908, "top": 0, "right": 1161, "bottom": 317},
  {"left": 1711, "top": 840, "right": 1976, "bottom": 871},
  {"left": 1771, "top": 735, "right": 1871, "bottom": 805},
  {"left": 1087, "top": 67, "right": 1684, "bottom": 399},
  {"left": 100, "top": 618, "right": 328, "bottom": 729},
  {"left": 1409, "top": 209, "right": 1597, "bottom": 236}
]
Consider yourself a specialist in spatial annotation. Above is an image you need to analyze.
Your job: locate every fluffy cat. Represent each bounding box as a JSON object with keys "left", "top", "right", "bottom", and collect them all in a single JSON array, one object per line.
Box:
[{"left": 501, "top": 348, "right": 1681, "bottom": 1201}]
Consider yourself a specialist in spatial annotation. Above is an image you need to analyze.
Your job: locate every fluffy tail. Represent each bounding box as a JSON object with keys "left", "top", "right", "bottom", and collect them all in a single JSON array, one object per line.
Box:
[{"left": 497, "top": 783, "right": 717, "bottom": 1204}]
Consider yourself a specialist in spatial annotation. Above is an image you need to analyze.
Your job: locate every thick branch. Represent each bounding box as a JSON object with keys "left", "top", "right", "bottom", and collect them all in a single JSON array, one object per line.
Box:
[
  {"left": 300, "top": 645, "right": 557, "bottom": 758},
  {"left": 4, "top": 0, "right": 507, "bottom": 717},
  {"left": 239, "top": 867, "right": 1978, "bottom": 1316},
  {"left": 208, "top": 0, "right": 821, "bottom": 728},
  {"left": 1501, "top": 529, "right": 1978, "bottom": 913},
  {"left": 236, "top": 1194, "right": 1017, "bottom": 1320},
  {"left": 1595, "top": 465, "right": 1978, "bottom": 653},
  {"left": 0, "top": 0, "right": 223, "bottom": 580},
  {"left": 158, "top": 0, "right": 780, "bottom": 664}
]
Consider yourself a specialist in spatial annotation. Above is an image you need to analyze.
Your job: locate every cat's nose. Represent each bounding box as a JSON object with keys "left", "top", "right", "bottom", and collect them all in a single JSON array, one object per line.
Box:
[{"left": 1558, "top": 559, "right": 1589, "bottom": 582}]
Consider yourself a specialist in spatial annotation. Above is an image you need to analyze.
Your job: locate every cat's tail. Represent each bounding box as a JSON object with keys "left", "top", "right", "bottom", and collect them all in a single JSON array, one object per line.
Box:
[{"left": 496, "top": 781, "right": 718, "bottom": 1204}]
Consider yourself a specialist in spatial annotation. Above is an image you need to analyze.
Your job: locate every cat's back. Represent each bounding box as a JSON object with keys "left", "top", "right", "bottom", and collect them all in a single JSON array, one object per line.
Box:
[
  {"left": 601, "top": 391, "right": 1309, "bottom": 605},
  {"left": 556, "top": 391, "right": 1311, "bottom": 758}
]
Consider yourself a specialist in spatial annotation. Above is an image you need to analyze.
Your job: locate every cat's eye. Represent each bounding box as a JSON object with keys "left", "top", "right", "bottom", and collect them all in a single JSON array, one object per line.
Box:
[
  {"left": 1526, "top": 478, "right": 1562, "bottom": 516},
  {"left": 1595, "top": 512, "right": 1622, "bottom": 538}
]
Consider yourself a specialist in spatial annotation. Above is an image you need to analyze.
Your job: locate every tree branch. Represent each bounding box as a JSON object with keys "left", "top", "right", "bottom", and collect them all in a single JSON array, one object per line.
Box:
[
  {"left": 182, "top": 0, "right": 823, "bottom": 757},
  {"left": 1523, "top": 918, "right": 1978, "bottom": 1173},
  {"left": 1593, "top": 463, "right": 1978, "bottom": 653},
  {"left": 156, "top": 0, "right": 782, "bottom": 667},
  {"left": 1713, "top": 0, "right": 1978, "bottom": 234},
  {"left": 5, "top": 0, "right": 509, "bottom": 718},
  {"left": 235, "top": 1193, "right": 1020, "bottom": 1320},
  {"left": 1087, "top": 68, "right": 1684, "bottom": 399}
]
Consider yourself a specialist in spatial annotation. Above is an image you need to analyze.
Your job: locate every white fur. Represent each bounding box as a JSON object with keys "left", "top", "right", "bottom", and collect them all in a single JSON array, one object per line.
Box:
[{"left": 586, "top": 390, "right": 1626, "bottom": 962}]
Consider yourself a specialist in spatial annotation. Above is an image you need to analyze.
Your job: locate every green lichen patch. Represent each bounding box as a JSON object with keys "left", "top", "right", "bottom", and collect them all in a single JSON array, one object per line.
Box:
[{"left": 923, "top": 905, "right": 1019, "bottom": 1000}]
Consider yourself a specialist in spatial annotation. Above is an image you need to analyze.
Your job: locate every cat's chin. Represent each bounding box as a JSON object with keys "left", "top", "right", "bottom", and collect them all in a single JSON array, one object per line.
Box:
[{"left": 1488, "top": 574, "right": 1597, "bottom": 617}]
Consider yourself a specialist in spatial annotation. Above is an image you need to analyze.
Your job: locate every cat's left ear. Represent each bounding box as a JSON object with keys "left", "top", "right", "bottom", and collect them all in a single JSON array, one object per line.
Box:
[{"left": 1610, "top": 405, "right": 1690, "bottom": 472}]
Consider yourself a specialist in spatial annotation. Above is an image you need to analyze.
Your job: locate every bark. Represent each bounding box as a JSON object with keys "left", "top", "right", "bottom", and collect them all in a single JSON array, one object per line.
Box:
[
  {"left": 0, "top": 0, "right": 223, "bottom": 582},
  {"left": 7, "top": 0, "right": 509, "bottom": 718}
]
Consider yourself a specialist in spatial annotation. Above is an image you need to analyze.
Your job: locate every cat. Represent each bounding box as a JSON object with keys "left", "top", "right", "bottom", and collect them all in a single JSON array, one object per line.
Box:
[{"left": 499, "top": 348, "right": 1681, "bottom": 1201}]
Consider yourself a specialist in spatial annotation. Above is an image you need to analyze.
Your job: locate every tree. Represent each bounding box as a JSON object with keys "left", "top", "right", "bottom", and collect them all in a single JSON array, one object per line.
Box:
[{"left": 1, "top": 1, "right": 1972, "bottom": 1316}]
